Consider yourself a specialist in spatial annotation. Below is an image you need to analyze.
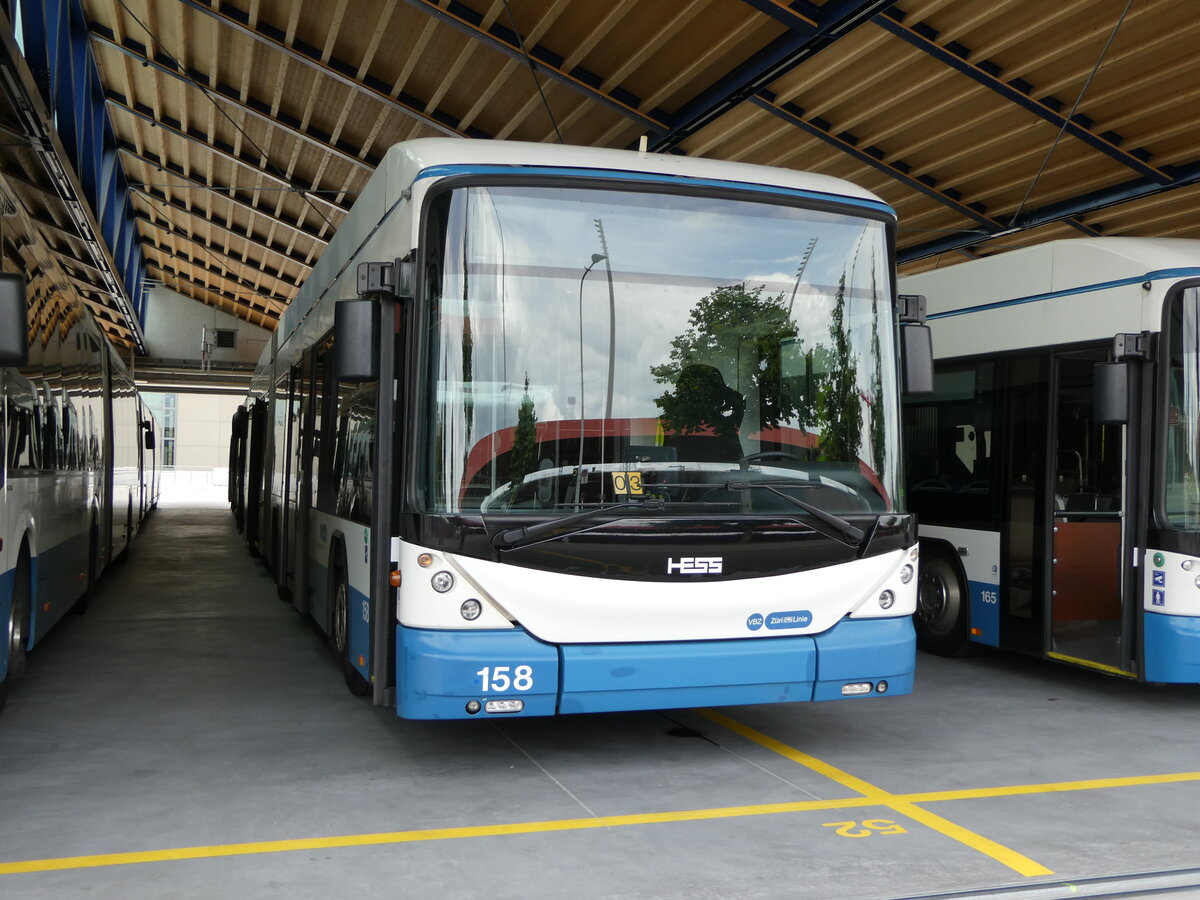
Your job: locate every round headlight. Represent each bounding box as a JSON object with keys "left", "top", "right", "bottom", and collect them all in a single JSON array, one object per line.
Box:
[
  {"left": 460, "top": 599, "right": 482, "bottom": 621},
  {"left": 899, "top": 564, "right": 914, "bottom": 584},
  {"left": 431, "top": 571, "right": 455, "bottom": 593},
  {"left": 878, "top": 589, "right": 895, "bottom": 610},
  {"left": 1184, "top": 559, "right": 1194, "bottom": 572},
  {"left": 417, "top": 553, "right": 434, "bottom": 568}
]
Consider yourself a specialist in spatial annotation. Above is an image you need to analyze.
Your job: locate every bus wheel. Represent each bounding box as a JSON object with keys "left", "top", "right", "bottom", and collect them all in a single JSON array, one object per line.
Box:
[
  {"left": 6, "top": 552, "right": 31, "bottom": 682},
  {"left": 71, "top": 522, "right": 99, "bottom": 617},
  {"left": 332, "top": 569, "right": 370, "bottom": 697},
  {"left": 915, "top": 551, "right": 973, "bottom": 657}
]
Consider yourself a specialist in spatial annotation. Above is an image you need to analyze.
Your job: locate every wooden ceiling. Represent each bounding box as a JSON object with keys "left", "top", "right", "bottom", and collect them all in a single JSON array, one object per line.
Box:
[{"left": 7, "top": 0, "right": 1200, "bottom": 345}]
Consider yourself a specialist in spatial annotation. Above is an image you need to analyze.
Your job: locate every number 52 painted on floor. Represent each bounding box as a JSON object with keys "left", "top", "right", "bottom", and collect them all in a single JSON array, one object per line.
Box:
[{"left": 822, "top": 820, "right": 908, "bottom": 838}]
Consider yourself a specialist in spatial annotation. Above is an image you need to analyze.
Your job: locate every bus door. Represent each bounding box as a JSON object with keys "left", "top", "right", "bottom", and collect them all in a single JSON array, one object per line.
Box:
[
  {"left": 281, "top": 362, "right": 306, "bottom": 603},
  {"left": 998, "top": 356, "right": 1049, "bottom": 655},
  {"left": 1047, "top": 350, "right": 1132, "bottom": 674}
]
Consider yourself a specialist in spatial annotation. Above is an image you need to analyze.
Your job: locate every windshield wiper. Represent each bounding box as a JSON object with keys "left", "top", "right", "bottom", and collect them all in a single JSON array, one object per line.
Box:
[
  {"left": 491, "top": 498, "right": 667, "bottom": 550},
  {"left": 725, "top": 480, "right": 867, "bottom": 547}
]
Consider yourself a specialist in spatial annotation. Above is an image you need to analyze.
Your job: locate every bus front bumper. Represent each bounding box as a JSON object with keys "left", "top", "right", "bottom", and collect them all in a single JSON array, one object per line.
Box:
[{"left": 395, "top": 616, "right": 915, "bottom": 719}]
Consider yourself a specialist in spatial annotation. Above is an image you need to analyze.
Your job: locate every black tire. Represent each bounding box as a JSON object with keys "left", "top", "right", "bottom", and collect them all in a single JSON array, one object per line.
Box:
[
  {"left": 915, "top": 551, "right": 975, "bottom": 657},
  {"left": 331, "top": 560, "right": 370, "bottom": 697},
  {"left": 71, "top": 522, "right": 99, "bottom": 617},
  {"left": 6, "top": 551, "right": 31, "bottom": 682}
]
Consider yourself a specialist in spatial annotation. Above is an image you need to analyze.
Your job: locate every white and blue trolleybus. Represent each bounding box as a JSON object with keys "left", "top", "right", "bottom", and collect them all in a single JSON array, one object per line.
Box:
[
  {"left": 904, "top": 238, "right": 1200, "bottom": 681},
  {"left": 237, "top": 139, "right": 933, "bottom": 718},
  {"left": 0, "top": 276, "right": 159, "bottom": 710}
]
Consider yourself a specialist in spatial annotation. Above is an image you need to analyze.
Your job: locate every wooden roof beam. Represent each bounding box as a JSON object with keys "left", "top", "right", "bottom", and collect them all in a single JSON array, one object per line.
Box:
[
  {"left": 899, "top": 156, "right": 1200, "bottom": 262},
  {"left": 399, "top": 0, "right": 667, "bottom": 136},
  {"left": 106, "top": 96, "right": 352, "bottom": 216},
  {"left": 88, "top": 29, "right": 382, "bottom": 171},
  {"left": 650, "top": 0, "right": 898, "bottom": 152},
  {"left": 175, "top": 0, "right": 479, "bottom": 139},
  {"left": 874, "top": 8, "right": 1171, "bottom": 184},
  {"left": 129, "top": 186, "right": 322, "bottom": 269},
  {"left": 119, "top": 146, "right": 334, "bottom": 246},
  {"left": 132, "top": 212, "right": 307, "bottom": 287},
  {"left": 146, "top": 261, "right": 281, "bottom": 324},
  {"left": 143, "top": 243, "right": 291, "bottom": 309},
  {"left": 750, "top": 92, "right": 1098, "bottom": 240}
]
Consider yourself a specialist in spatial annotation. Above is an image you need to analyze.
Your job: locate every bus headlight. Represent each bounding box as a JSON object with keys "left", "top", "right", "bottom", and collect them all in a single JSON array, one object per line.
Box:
[
  {"left": 1182, "top": 559, "right": 1193, "bottom": 571},
  {"left": 460, "top": 599, "right": 482, "bottom": 620},
  {"left": 899, "top": 564, "right": 914, "bottom": 584},
  {"left": 431, "top": 571, "right": 455, "bottom": 593},
  {"left": 878, "top": 590, "right": 895, "bottom": 609}
]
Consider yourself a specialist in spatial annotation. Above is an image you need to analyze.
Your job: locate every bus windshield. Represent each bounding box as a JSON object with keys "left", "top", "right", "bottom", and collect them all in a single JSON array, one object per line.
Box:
[
  {"left": 423, "top": 182, "right": 898, "bottom": 518},
  {"left": 1166, "top": 285, "right": 1200, "bottom": 527}
]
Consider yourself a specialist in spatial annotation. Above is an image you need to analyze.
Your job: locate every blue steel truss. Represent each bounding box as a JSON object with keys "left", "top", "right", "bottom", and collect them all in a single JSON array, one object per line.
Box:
[
  {"left": 874, "top": 8, "right": 1171, "bottom": 185},
  {"left": 651, "top": 0, "right": 898, "bottom": 152},
  {"left": 11, "top": 0, "right": 147, "bottom": 345},
  {"left": 898, "top": 158, "right": 1200, "bottom": 263}
]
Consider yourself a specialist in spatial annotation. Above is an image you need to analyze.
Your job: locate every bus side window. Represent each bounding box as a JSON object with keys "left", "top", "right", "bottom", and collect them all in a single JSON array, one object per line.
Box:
[{"left": 904, "top": 362, "right": 996, "bottom": 526}]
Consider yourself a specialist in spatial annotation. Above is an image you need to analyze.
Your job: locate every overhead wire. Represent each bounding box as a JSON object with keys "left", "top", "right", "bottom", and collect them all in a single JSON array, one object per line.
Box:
[
  {"left": 500, "top": 0, "right": 564, "bottom": 143},
  {"left": 1008, "top": 0, "right": 1136, "bottom": 227}
]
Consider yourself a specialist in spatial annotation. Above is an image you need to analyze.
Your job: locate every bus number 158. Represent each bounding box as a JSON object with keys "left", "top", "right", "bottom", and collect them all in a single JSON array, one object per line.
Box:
[{"left": 476, "top": 666, "right": 534, "bottom": 692}]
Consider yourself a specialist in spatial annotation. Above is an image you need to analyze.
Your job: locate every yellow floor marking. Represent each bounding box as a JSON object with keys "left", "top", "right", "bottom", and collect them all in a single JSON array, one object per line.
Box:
[
  {"left": 899, "top": 770, "right": 1200, "bottom": 804},
  {"left": 699, "top": 709, "right": 1054, "bottom": 878},
  {"left": 0, "top": 798, "right": 886, "bottom": 875},
  {"left": 3, "top": 740, "right": 1199, "bottom": 876}
]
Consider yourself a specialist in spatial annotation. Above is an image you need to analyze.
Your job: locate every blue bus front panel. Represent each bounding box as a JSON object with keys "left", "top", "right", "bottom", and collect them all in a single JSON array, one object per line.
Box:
[
  {"left": 397, "top": 627, "right": 560, "bottom": 719},
  {"left": 396, "top": 616, "right": 915, "bottom": 719},
  {"left": 557, "top": 636, "right": 817, "bottom": 714},
  {"left": 1143, "top": 611, "right": 1200, "bottom": 683},
  {"left": 811, "top": 617, "right": 916, "bottom": 700}
]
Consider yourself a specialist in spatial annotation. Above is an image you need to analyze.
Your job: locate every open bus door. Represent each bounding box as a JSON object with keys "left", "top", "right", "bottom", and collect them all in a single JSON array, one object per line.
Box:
[{"left": 1045, "top": 349, "right": 1138, "bottom": 676}]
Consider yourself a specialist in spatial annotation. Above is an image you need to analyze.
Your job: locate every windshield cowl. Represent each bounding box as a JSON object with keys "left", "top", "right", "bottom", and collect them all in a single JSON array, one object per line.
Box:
[{"left": 428, "top": 512, "right": 912, "bottom": 580}]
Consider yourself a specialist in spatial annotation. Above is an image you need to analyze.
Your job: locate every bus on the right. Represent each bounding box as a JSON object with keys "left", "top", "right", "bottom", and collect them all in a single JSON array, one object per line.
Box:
[{"left": 902, "top": 238, "right": 1200, "bottom": 682}]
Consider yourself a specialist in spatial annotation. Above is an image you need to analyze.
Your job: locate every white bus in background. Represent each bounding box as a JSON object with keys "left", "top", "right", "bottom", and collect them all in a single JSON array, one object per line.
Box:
[
  {"left": 0, "top": 275, "right": 159, "bottom": 710},
  {"left": 903, "top": 238, "right": 1200, "bottom": 682},
  {"left": 235, "top": 138, "right": 934, "bottom": 720}
]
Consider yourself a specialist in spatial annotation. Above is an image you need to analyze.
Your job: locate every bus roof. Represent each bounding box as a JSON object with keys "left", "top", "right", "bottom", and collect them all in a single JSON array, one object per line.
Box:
[
  {"left": 384, "top": 138, "right": 890, "bottom": 210},
  {"left": 903, "top": 237, "right": 1200, "bottom": 315},
  {"left": 262, "top": 139, "right": 894, "bottom": 377}
]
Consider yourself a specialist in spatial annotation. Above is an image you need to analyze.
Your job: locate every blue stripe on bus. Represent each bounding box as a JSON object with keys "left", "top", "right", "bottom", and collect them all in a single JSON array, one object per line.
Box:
[
  {"left": 395, "top": 617, "right": 914, "bottom": 719},
  {"left": 928, "top": 267, "right": 1200, "bottom": 321},
  {"left": 413, "top": 164, "right": 897, "bottom": 217},
  {"left": 1142, "top": 611, "right": 1200, "bottom": 683}
]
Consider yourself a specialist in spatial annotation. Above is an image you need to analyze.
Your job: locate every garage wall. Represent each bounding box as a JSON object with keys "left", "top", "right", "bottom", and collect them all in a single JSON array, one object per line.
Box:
[{"left": 142, "top": 287, "right": 270, "bottom": 365}]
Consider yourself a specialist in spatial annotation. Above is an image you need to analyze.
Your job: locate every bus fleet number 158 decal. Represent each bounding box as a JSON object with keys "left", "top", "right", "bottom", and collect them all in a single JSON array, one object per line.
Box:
[{"left": 476, "top": 666, "right": 534, "bottom": 692}]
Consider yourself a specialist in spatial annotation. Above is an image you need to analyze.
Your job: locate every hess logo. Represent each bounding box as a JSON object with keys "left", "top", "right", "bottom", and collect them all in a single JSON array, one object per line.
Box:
[{"left": 667, "top": 557, "right": 723, "bottom": 575}]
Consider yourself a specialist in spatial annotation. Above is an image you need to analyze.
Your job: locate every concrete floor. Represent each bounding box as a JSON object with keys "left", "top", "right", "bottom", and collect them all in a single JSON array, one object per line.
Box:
[{"left": 4, "top": 508, "right": 1200, "bottom": 899}]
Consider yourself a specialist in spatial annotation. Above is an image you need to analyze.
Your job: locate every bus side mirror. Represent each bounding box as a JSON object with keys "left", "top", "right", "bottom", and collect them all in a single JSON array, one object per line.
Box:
[
  {"left": 902, "top": 324, "right": 934, "bottom": 394},
  {"left": 1094, "top": 362, "right": 1129, "bottom": 424},
  {"left": 334, "top": 299, "right": 379, "bottom": 382},
  {"left": 143, "top": 427, "right": 155, "bottom": 451},
  {"left": 0, "top": 273, "right": 29, "bottom": 365}
]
